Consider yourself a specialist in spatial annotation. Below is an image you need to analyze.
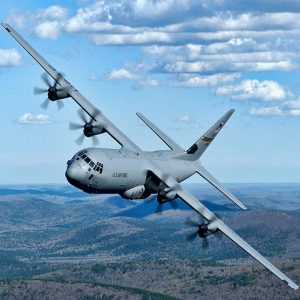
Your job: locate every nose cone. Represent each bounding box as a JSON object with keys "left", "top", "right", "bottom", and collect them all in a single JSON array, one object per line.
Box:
[{"left": 65, "top": 163, "right": 84, "bottom": 187}]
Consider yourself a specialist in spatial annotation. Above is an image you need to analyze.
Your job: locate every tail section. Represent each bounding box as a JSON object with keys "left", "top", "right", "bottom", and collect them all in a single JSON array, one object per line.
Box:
[
  {"left": 185, "top": 109, "right": 234, "bottom": 161},
  {"left": 197, "top": 164, "right": 247, "bottom": 210}
]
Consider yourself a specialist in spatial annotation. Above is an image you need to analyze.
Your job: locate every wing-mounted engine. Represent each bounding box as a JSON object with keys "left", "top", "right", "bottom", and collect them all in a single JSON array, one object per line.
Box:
[
  {"left": 34, "top": 73, "right": 70, "bottom": 109},
  {"left": 185, "top": 215, "right": 222, "bottom": 248},
  {"left": 157, "top": 186, "right": 177, "bottom": 203},
  {"left": 69, "top": 110, "right": 105, "bottom": 145},
  {"left": 144, "top": 171, "right": 179, "bottom": 212}
]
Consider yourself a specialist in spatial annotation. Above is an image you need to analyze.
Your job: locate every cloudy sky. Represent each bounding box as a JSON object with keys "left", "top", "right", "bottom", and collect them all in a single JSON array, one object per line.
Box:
[{"left": 1, "top": 0, "right": 300, "bottom": 184}]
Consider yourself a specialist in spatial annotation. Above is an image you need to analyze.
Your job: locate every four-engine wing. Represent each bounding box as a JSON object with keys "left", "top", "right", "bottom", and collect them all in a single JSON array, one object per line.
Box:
[
  {"left": 148, "top": 166, "right": 299, "bottom": 290},
  {"left": 1, "top": 23, "right": 141, "bottom": 152}
]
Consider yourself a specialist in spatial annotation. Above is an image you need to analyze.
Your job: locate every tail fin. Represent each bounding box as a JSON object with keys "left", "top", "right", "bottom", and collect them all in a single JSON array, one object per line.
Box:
[{"left": 186, "top": 109, "right": 234, "bottom": 161}]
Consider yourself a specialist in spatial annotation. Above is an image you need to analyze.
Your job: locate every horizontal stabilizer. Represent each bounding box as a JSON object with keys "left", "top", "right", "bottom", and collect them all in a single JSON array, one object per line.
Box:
[
  {"left": 137, "top": 113, "right": 184, "bottom": 152},
  {"left": 197, "top": 164, "right": 247, "bottom": 210}
]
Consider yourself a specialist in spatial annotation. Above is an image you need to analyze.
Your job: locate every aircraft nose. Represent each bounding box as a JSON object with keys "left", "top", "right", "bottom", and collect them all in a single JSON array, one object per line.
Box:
[{"left": 65, "top": 163, "right": 83, "bottom": 185}]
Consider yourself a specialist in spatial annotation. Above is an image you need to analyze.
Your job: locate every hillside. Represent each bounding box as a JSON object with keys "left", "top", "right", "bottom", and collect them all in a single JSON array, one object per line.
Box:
[{"left": 0, "top": 184, "right": 298, "bottom": 299}]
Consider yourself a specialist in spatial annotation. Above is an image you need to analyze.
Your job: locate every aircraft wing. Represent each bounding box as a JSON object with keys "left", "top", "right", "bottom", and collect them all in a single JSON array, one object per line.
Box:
[
  {"left": 1, "top": 23, "right": 141, "bottom": 152},
  {"left": 149, "top": 166, "right": 299, "bottom": 290}
]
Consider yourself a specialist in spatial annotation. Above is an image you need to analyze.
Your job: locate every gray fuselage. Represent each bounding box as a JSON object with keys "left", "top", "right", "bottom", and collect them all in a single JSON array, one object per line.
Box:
[{"left": 65, "top": 148, "right": 195, "bottom": 198}]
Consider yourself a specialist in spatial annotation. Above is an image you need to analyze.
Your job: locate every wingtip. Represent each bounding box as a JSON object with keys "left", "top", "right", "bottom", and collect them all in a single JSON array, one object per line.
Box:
[
  {"left": 288, "top": 282, "right": 299, "bottom": 290},
  {"left": 1, "top": 23, "right": 12, "bottom": 32},
  {"left": 237, "top": 202, "right": 247, "bottom": 210},
  {"left": 136, "top": 112, "right": 143, "bottom": 119}
]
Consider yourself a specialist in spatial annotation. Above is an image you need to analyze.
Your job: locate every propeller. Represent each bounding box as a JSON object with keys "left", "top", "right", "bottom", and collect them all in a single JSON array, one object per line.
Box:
[
  {"left": 34, "top": 72, "right": 68, "bottom": 110},
  {"left": 155, "top": 197, "right": 179, "bottom": 214},
  {"left": 69, "top": 110, "right": 100, "bottom": 146},
  {"left": 185, "top": 214, "right": 222, "bottom": 249},
  {"left": 142, "top": 195, "right": 178, "bottom": 215}
]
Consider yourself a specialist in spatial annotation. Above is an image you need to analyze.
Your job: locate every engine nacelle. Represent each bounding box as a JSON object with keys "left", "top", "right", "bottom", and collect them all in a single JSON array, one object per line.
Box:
[
  {"left": 84, "top": 122, "right": 105, "bottom": 137},
  {"left": 122, "top": 185, "right": 146, "bottom": 199},
  {"left": 198, "top": 221, "right": 219, "bottom": 238},
  {"left": 157, "top": 188, "right": 177, "bottom": 203},
  {"left": 48, "top": 87, "right": 70, "bottom": 101}
]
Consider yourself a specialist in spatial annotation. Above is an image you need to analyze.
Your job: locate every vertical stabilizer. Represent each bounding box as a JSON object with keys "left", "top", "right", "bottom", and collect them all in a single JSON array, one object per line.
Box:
[{"left": 185, "top": 109, "right": 234, "bottom": 161}]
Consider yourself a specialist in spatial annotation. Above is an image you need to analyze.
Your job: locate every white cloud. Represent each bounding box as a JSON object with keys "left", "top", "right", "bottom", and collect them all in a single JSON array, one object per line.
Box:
[
  {"left": 173, "top": 73, "right": 240, "bottom": 87},
  {"left": 178, "top": 115, "right": 192, "bottom": 122},
  {"left": 284, "top": 98, "right": 300, "bottom": 109},
  {"left": 8, "top": 2, "right": 300, "bottom": 89},
  {"left": 249, "top": 98, "right": 300, "bottom": 116},
  {"left": 288, "top": 109, "right": 300, "bottom": 116},
  {"left": 6, "top": 9, "right": 25, "bottom": 28},
  {"left": 90, "top": 74, "right": 99, "bottom": 81},
  {"left": 107, "top": 68, "right": 159, "bottom": 88},
  {"left": 0, "top": 49, "right": 21, "bottom": 66},
  {"left": 17, "top": 113, "right": 52, "bottom": 124},
  {"left": 34, "top": 21, "right": 63, "bottom": 40},
  {"left": 249, "top": 106, "right": 283, "bottom": 116},
  {"left": 108, "top": 68, "right": 137, "bottom": 80},
  {"left": 138, "top": 77, "right": 159, "bottom": 87},
  {"left": 92, "top": 32, "right": 172, "bottom": 45},
  {"left": 216, "top": 79, "right": 291, "bottom": 101},
  {"left": 35, "top": 5, "right": 68, "bottom": 20}
]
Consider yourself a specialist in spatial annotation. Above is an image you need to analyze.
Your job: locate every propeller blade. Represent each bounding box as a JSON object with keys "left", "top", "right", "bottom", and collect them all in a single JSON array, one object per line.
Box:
[
  {"left": 40, "top": 98, "right": 50, "bottom": 110},
  {"left": 202, "top": 237, "right": 209, "bottom": 249},
  {"left": 69, "top": 122, "right": 83, "bottom": 130},
  {"left": 78, "top": 109, "right": 88, "bottom": 124},
  {"left": 215, "top": 229, "right": 223, "bottom": 240},
  {"left": 186, "top": 231, "right": 198, "bottom": 242},
  {"left": 56, "top": 101, "right": 64, "bottom": 110},
  {"left": 92, "top": 135, "right": 99, "bottom": 146},
  {"left": 155, "top": 204, "right": 163, "bottom": 214},
  {"left": 34, "top": 87, "right": 48, "bottom": 95},
  {"left": 185, "top": 217, "right": 200, "bottom": 228},
  {"left": 41, "top": 73, "right": 51, "bottom": 88},
  {"left": 75, "top": 133, "right": 85, "bottom": 145},
  {"left": 143, "top": 195, "right": 156, "bottom": 206},
  {"left": 170, "top": 200, "right": 179, "bottom": 210}
]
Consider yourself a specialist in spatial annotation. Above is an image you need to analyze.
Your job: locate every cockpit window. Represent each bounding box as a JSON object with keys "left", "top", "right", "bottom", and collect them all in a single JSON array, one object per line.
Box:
[
  {"left": 94, "top": 162, "right": 103, "bottom": 174},
  {"left": 84, "top": 157, "right": 91, "bottom": 164},
  {"left": 77, "top": 153, "right": 103, "bottom": 174}
]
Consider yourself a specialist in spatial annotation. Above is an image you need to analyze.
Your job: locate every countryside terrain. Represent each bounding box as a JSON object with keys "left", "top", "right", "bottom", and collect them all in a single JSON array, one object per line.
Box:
[{"left": 0, "top": 183, "right": 299, "bottom": 299}]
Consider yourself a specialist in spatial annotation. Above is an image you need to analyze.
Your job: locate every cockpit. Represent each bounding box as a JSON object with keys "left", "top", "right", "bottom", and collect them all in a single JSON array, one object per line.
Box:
[
  {"left": 69, "top": 150, "right": 103, "bottom": 174},
  {"left": 66, "top": 149, "right": 104, "bottom": 193}
]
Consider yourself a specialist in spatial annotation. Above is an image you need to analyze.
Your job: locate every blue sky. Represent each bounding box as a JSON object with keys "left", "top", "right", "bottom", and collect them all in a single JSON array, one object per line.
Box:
[{"left": 0, "top": 0, "right": 300, "bottom": 184}]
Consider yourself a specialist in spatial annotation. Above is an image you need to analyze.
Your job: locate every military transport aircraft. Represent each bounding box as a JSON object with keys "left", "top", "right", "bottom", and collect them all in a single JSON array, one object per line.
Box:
[{"left": 2, "top": 23, "right": 298, "bottom": 290}]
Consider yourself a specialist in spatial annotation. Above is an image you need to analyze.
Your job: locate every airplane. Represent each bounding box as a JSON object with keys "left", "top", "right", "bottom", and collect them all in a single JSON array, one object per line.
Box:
[{"left": 2, "top": 23, "right": 298, "bottom": 290}]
